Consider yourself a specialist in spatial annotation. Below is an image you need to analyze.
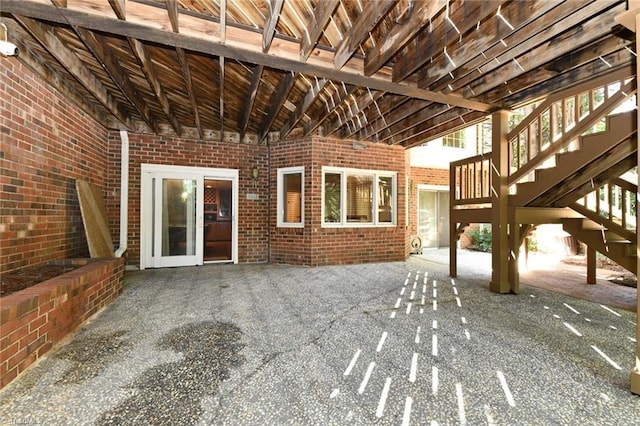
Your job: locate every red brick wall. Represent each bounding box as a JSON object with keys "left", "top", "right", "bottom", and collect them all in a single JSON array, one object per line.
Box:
[
  {"left": 408, "top": 166, "right": 449, "bottom": 238},
  {"left": 269, "top": 138, "right": 313, "bottom": 265},
  {"left": 106, "top": 132, "right": 269, "bottom": 266},
  {"left": 308, "top": 137, "right": 408, "bottom": 266},
  {"left": 0, "top": 258, "right": 125, "bottom": 389},
  {"left": 0, "top": 59, "right": 108, "bottom": 275}
]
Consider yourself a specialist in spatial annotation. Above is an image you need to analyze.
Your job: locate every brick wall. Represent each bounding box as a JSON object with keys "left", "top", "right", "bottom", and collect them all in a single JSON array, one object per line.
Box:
[
  {"left": 308, "top": 137, "right": 408, "bottom": 266},
  {"left": 0, "top": 58, "right": 108, "bottom": 275},
  {"left": 269, "top": 138, "right": 313, "bottom": 265},
  {"left": 408, "top": 166, "right": 449, "bottom": 237},
  {"left": 0, "top": 258, "right": 125, "bottom": 389},
  {"left": 106, "top": 132, "right": 269, "bottom": 266}
]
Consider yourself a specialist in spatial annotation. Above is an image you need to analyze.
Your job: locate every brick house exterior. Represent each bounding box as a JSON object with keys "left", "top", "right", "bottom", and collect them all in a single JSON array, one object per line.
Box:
[{"left": 1, "top": 58, "right": 432, "bottom": 273}]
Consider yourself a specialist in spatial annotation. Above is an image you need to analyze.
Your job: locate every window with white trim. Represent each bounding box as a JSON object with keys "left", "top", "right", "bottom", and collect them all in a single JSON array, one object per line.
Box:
[
  {"left": 277, "top": 167, "right": 304, "bottom": 227},
  {"left": 322, "top": 167, "right": 397, "bottom": 226}
]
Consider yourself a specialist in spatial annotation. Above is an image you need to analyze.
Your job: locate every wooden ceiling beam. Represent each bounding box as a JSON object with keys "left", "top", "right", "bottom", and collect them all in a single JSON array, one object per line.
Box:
[
  {"left": 12, "top": 35, "right": 110, "bottom": 128},
  {"left": 462, "top": 5, "right": 625, "bottom": 99},
  {"left": 263, "top": 0, "right": 284, "bottom": 53},
  {"left": 259, "top": 72, "right": 297, "bottom": 142},
  {"left": 165, "top": 0, "right": 203, "bottom": 138},
  {"left": 376, "top": 104, "right": 453, "bottom": 144},
  {"left": 129, "top": 38, "right": 182, "bottom": 136},
  {"left": 323, "top": 90, "right": 385, "bottom": 136},
  {"left": 15, "top": 16, "right": 133, "bottom": 130},
  {"left": 239, "top": 64, "right": 264, "bottom": 140},
  {"left": 356, "top": 99, "right": 431, "bottom": 141},
  {"left": 303, "top": 83, "right": 358, "bottom": 137},
  {"left": 393, "top": 0, "right": 497, "bottom": 82},
  {"left": 364, "top": 0, "right": 447, "bottom": 76},
  {"left": 50, "top": 0, "right": 67, "bottom": 7},
  {"left": 334, "top": 0, "right": 397, "bottom": 69},
  {"left": 496, "top": 50, "right": 635, "bottom": 107},
  {"left": 419, "top": 0, "right": 592, "bottom": 91},
  {"left": 300, "top": 0, "right": 339, "bottom": 61},
  {"left": 342, "top": 94, "right": 409, "bottom": 139},
  {"left": 280, "top": 78, "right": 329, "bottom": 140},
  {"left": 75, "top": 27, "right": 159, "bottom": 133},
  {"left": 108, "top": 0, "right": 126, "bottom": 20},
  {"left": 2, "top": 1, "right": 495, "bottom": 112},
  {"left": 401, "top": 110, "right": 487, "bottom": 149}
]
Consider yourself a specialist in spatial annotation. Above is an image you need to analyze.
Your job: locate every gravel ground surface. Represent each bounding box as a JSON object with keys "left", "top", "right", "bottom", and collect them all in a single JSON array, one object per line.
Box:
[{"left": 1, "top": 252, "right": 639, "bottom": 425}]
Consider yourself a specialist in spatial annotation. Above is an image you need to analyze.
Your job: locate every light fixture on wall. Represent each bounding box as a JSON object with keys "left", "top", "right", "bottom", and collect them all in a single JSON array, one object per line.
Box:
[
  {"left": 251, "top": 167, "right": 259, "bottom": 187},
  {"left": 0, "top": 23, "right": 18, "bottom": 57}
]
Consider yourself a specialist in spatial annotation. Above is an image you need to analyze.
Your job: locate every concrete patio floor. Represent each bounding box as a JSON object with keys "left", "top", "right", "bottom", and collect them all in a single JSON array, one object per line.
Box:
[{"left": 1, "top": 250, "right": 639, "bottom": 425}]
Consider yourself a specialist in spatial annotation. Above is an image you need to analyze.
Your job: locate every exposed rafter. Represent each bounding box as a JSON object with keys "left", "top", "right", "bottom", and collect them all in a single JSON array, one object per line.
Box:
[
  {"left": 263, "top": 0, "right": 284, "bottom": 53},
  {"left": 15, "top": 15, "right": 133, "bottom": 130},
  {"left": 300, "top": 0, "right": 339, "bottom": 61},
  {"left": 259, "top": 72, "right": 297, "bottom": 142},
  {"left": 280, "top": 78, "right": 329, "bottom": 140},
  {"left": 239, "top": 64, "right": 264, "bottom": 140},
  {"left": 324, "top": 90, "right": 385, "bottom": 136},
  {"left": 303, "top": 83, "right": 358, "bottom": 137}
]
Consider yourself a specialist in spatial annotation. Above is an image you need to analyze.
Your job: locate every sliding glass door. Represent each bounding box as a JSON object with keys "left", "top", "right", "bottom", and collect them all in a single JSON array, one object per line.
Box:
[{"left": 141, "top": 165, "right": 238, "bottom": 269}]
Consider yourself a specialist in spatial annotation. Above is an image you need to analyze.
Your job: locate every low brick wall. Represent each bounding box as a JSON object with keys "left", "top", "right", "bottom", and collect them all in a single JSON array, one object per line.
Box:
[{"left": 0, "top": 258, "right": 125, "bottom": 389}]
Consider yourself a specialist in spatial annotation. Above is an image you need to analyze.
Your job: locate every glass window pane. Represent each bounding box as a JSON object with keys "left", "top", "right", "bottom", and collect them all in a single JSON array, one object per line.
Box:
[
  {"left": 347, "top": 174, "right": 372, "bottom": 223},
  {"left": 378, "top": 176, "right": 393, "bottom": 223},
  {"left": 162, "top": 178, "right": 197, "bottom": 256},
  {"left": 324, "top": 173, "right": 341, "bottom": 223},
  {"left": 283, "top": 173, "right": 302, "bottom": 223}
]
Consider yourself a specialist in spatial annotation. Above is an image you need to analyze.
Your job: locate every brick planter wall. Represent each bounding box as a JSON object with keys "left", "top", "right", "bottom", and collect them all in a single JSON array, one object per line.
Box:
[{"left": 0, "top": 258, "right": 125, "bottom": 389}]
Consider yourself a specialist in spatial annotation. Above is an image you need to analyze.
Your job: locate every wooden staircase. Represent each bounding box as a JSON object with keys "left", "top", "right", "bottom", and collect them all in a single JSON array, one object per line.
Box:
[{"left": 450, "top": 70, "right": 638, "bottom": 289}]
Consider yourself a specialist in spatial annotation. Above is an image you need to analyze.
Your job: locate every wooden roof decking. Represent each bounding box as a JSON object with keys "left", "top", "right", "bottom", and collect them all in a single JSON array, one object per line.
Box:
[{"left": 0, "top": 0, "right": 634, "bottom": 147}]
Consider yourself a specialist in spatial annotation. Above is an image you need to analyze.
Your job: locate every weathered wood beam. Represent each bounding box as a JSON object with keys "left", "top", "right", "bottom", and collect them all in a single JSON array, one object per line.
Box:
[
  {"left": 219, "top": 56, "right": 225, "bottom": 132},
  {"left": 393, "top": 0, "right": 497, "bottom": 82},
  {"left": 75, "top": 27, "right": 158, "bottom": 132},
  {"left": 108, "top": 0, "right": 126, "bottom": 20},
  {"left": 356, "top": 98, "right": 431, "bottom": 141},
  {"left": 334, "top": 0, "right": 397, "bottom": 69},
  {"left": 129, "top": 38, "right": 182, "bottom": 136},
  {"left": 50, "top": 0, "right": 67, "bottom": 7},
  {"left": 364, "top": 0, "right": 447, "bottom": 76},
  {"left": 165, "top": 0, "right": 202, "bottom": 137},
  {"left": 4, "top": 0, "right": 495, "bottom": 112},
  {"left": 419, "top": 0, "right": 594, "bottom": 90},
  {"left": 485, "top": 38, "right": 632, "bottom": 104},
  {"left": 239, "top": 64, "right": 264, "bottom": 140},
  {"left": 401, "top": 110, "right": 487, "bottom": 149},
  {"left": 263, "top": 0, "right": 284, "bottom": 53},
  {"left": 300, "top": 0, "right": 339, "bottom": 61},
  {"left": 324, "top": 90, "right": 385, "bottom": 136},
  {"left": 463, "top": 5, "right": 625, "bottom": 99},
  {"left": 280, "top": 78, "right": 329, "bottom": 140},
  {"left": 12, "top": 36, "right": 110, "bottom": 128},
  {"left": 15, "top": 16, "right": 133, "bottom": 129},
  {"left": 343, "top": 94, "right": 409, "bottom": 139},
  {"left": 259, "top": 72, "right": 296, "bottom": 142},
  {"left": 303, "top": 83, "right": 358, "bottom": 137}
]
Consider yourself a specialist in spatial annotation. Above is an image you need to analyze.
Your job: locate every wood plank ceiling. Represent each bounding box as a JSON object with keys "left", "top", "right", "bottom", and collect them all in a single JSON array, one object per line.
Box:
[{"left": 0, "top": 0, "right": 635, "bottom": 148}]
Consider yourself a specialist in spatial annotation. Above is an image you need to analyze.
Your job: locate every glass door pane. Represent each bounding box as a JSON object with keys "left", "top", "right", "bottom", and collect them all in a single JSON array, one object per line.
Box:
[
  {"left": 418, "top": 190, "right": 437, "bottom": 248},
  {"left": 152, "top": 175, "right": 202, "bottom": 268},
  {"left": 438, "top": 191, "right": 450, "bottom": 248}
]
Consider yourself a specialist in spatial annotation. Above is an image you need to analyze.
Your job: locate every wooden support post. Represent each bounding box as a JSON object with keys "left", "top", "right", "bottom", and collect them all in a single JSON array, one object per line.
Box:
[
  {"left": 632, "top": 10, "right": 640, "bottom": 397},
  {"left": 490, "top": 110, "right": 511, "bottom": 293},
  {"left": 586, "top": 246, "right": 596, "bottom": 284},
  {"left": 508, "top": 225, "right": 520, "bottom": 294},
  {"left": 450, "top": 224, "right": 457, "bottom": 278}
]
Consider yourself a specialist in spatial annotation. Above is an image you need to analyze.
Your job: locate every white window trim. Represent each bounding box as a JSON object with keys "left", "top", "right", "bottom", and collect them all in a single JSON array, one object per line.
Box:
[
  {"left": 277, "top": 166, "right": 305, "bottom": 228},
  {"left": 322, "top": 166, "right": 397, "bottom": 228}
]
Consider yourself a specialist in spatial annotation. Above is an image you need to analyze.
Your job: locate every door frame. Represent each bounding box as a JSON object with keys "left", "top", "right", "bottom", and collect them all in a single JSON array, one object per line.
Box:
[
  {"left": 140, "top": 164, "right": 239, "bottom": 269},
  {"left": 416, "top": 184, "right": 449, "bottom": 249}
]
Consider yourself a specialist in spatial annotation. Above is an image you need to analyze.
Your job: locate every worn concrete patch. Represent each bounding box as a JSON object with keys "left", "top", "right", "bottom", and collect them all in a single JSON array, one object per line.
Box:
[
  {"left": 97, "top": 321, "right": 244, "bottom": 425},
  {"left": 55, "top": 330, "right": 132, "bottom": 385}
]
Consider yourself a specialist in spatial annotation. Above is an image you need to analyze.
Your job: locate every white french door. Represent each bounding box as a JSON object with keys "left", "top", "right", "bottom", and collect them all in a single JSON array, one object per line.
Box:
[
  {"left": 417, "top": 186, "right": 450, "bottom": 249},
  {"left": 141, "top": 164, "right": 238, "bottom": 269}
]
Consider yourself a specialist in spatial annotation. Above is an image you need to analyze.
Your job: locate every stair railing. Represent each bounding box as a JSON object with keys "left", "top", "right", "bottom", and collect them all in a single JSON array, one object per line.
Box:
[
  {"left": 450, "top": 69, "right": 636, "bottom": 210},
  {"left": 507, "top": 73, "right": 636, "bottom": 186},
  {"left": 570, "top": 176, "right": 637, "bottom": 242}
]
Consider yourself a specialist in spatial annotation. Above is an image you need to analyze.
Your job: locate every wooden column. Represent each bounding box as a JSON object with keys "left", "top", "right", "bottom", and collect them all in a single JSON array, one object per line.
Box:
[
  {"left": 508, "top": 224, "right": 520, "bottom": 294},
  {"left": 586, "top": 246, "right": 596, "bottom": 284},
  {"left": 490, "top": 110, "right": 511, "bottom": 293},
  {"left": 631, "top": 10, "right": 640, "bottom": 396},
  {"left": 450, "top": 164, "right": 457, "bottom": 278}
]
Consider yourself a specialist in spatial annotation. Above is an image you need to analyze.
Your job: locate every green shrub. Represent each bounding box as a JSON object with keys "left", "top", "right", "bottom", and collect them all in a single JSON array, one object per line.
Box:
[{"left": 468, "top": 227, "right": 492, "bottom": 252}]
